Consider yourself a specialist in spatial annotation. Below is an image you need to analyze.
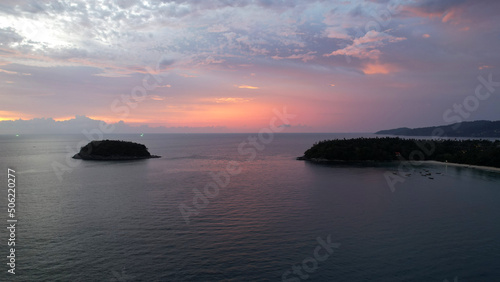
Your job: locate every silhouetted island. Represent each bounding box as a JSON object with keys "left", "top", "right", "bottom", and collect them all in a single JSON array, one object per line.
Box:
[
  {"left": 376, "top": 120, "right": 500, "bottom": 137},
  {"left": 297, "top": 137, "right": 500, "bottom": 168},
  {"left": 73, "top": 140, "right": 160, "bottom": 160}
]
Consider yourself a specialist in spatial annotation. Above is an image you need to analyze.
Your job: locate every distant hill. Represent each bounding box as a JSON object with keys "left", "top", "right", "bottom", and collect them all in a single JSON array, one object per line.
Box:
[{"left": 375, "top": 120, "right": 500, "bottom": 137}]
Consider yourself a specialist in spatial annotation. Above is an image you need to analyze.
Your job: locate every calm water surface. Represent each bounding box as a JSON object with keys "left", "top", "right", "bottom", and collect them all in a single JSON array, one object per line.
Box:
[{"left": 0, "top": 133, "right": 499, "bottom": 281}]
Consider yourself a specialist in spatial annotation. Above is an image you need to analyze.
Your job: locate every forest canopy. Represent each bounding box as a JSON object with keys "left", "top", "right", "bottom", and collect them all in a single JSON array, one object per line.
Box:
[{"left": 300, "top": 137, "right": 500, "bottom": 168}]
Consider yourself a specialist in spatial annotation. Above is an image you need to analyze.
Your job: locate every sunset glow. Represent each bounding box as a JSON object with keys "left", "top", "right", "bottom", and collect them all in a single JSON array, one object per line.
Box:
[
  {"left": 362, "top": 63, "right": 399, "bottom": 75},
  {"left": 0, "top": 111, "right": 31, "bottom": 121},
  {"left": 235, "top": 85, "right": 260, "bottom": 90},
  {"left": 0, "top": 0, "right": 499, "bottom": 133}
]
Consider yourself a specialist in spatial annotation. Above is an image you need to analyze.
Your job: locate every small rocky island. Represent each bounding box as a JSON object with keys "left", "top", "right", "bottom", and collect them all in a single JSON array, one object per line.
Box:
[
  {"left": 73, "top": 140, "right": 160, "bottom": 160},
  {"left": 298, "top": 137, "right": 500, "bottom": 168}
]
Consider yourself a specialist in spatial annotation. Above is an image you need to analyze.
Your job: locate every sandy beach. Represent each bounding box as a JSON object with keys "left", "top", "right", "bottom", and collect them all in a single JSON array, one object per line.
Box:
[{"left": 424, "top": 160, "right": 500, "bottom": 173}]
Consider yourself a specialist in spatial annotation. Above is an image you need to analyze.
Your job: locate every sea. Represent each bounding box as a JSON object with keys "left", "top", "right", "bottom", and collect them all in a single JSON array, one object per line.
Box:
[{"left": 0, "top": 133, "right": 499, "bottom": 282}]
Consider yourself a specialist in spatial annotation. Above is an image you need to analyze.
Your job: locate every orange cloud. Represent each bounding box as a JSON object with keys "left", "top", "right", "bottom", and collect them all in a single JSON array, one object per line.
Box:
[
  {"left": 236, "top": 85, "right": 259, "bottom": 90},
  {"left": 441, "top": 10, "right": 455, "bottom": 23},
  {"left": 150, "top": 95, "right": 166, "bottom": 101},
  {"left": 479, "top": 65, "right": 494, "bottom": 70},
  {"left": 86, "top": 116, "right": 149, "bottom": 124},
  {"left": 53, "top": 116, "right": 77, "bottom": 121},
  {"left": 0, "top": 110, "right": 32, "bottom": 121},
  {"left": 442, "top": 7, "right": 465, "bottom": 23},
  {"left": 362, "top": 63, "right": 399, "bottom": 75},
  {"left": 215, "top": 97, "right": 253, "bottom": 103},
  {"left": 422, "top": 34, "right": 430, "bottom": 38}
]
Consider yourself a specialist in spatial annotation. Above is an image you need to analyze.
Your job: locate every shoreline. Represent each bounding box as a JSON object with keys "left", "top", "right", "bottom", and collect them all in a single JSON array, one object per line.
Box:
[
  {"left": 423, "top": 160, "right": 500, "bottom": 173},
  {"left": 297, "top": 157, "right": 500, "bottom": 173},
  {"left": 73, "top": 153, "right": 161, "bottom": 160}
]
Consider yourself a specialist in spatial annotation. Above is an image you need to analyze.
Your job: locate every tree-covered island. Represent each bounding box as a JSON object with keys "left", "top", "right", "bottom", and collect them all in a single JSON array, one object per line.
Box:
[
  {"left": 73, "top": 140, "right": 160, "bottom": 160},
  {"left": 298, "top": 137, "right": 500, "bottom": 168}
]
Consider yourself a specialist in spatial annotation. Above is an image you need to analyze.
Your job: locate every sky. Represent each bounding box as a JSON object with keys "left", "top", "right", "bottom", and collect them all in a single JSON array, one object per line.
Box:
[{"left": 0, "top": 0, "right": 499, "bottom": 133}]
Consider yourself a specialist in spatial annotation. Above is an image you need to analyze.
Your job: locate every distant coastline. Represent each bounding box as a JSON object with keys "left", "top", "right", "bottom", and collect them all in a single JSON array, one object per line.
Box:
[{"left": 375, "top": 120, "right": 500, "bottom": 138}]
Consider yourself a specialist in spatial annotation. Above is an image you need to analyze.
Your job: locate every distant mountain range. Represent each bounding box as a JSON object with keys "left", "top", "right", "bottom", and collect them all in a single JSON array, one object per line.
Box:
[{"left": 376, "top": 120, "right": 500, "bottom": 137}]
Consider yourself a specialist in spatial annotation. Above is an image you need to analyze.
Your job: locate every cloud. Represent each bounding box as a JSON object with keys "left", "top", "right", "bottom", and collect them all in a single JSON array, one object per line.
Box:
[
  {"left": 179, "top": 73, "right": 198, "bottom": 78},
  {"left": 0, "top": 27, "right": 23, "bottom": 45},
  {"left": 207, "top": 24, "right": 230, "bottom": 33},
  {"left": 0, "top": 68, "right": 31, "bottom": 75},
  {"left": 1, "top": 0, "right": 500, "bottom": 132},
  {"left": 0, "top": 110, "right": 28, "bottom": 121},
  {"left": 0, "top": 69, "right": 17, "bottom": 75},
  {"left": 235, "top": 84, "right": 259, "bottom": 90},
  {"left": 400, "top": 0, "right": 467, "bottom": 23},
  {"left": 362, "top": 63, "right": 399, "bottom": 75},
  {"left": 0, "top": 0, "right": 319, "bottom": 77},
  {"left": 214, "top": 97, "right": 253, "bottom": 103},
  {"left": 441, "top": 8, "right": 462, "bottom": 23},
  {"left": 204, "top": 56, "right": 225, "bottom": 65},
  {"left": 325, "top": 31, "right": 406, "bottom": 60},
  {"left": 0, "top": 115, "right": 230, "bottom": 134},
  {"left": 324, "top": 27, "right": 352, "bottom": 40},
  {"left": 149, "top": 95, "right": 166, "bottom": 101},
  {"left": 272, "top": 51, "right": 316, "bottom": 62},
  {"left": 401, "top": 0, "right": 463, "bottom": 16}
]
